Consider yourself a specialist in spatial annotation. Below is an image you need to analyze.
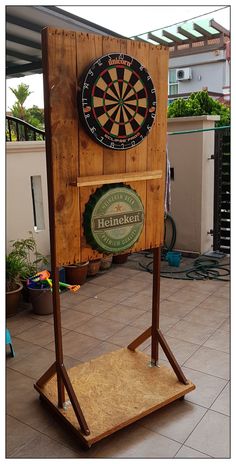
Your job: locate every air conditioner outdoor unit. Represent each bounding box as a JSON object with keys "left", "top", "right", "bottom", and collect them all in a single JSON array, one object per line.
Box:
[{"left": 176, "top": 68, "right": 192, "bottom": 81}]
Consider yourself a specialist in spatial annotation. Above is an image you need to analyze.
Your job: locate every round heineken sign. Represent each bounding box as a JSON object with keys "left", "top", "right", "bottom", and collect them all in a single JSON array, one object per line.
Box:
[{"left": 83, "top": 184, "right": 144, "bottom": 253}]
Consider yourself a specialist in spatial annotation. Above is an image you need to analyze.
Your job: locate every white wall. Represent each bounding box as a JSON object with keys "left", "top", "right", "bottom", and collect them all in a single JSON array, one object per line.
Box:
[{"left": 6, "top": 141, "right": 50, "bottom": 257}]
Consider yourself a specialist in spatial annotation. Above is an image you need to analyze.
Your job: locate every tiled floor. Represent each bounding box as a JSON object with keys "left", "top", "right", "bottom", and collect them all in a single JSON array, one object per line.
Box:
[{"left": 6, "top": 254, "right": 230, "bottom": 458}]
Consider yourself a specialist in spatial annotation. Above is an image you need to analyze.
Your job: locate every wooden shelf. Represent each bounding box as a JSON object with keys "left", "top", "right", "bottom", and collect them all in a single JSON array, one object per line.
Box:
[{"left": 70, "top": 170, "right": 163, "bottom": 187}]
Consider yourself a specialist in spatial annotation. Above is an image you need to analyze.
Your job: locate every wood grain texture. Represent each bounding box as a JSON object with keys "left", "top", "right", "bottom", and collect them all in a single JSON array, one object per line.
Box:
[
  {"left": 42, "top": 28, "right": 80, "bottom": 265},
  {"left": 42, "top": 28, "right": 169, "bottom": 265},
  {"left": 37, "top": 348, "right": 195, "bottom": 447},
  {"left": 72, "top": 170, "right": 162, "bottom": 187}
]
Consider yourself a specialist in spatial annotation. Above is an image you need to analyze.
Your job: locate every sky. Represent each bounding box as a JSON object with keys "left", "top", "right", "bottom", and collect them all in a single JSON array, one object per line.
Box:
[{"left": 5, "top": 3, "right": 230, "bottom": 111}]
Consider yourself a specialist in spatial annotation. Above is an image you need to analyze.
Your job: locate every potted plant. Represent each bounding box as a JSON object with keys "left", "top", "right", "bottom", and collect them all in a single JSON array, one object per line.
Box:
[
  {"left": 9, "top": 232, "right": 49, "bottom": 301},
  {"left": 6, "top": 252, "right": 24, "bottom": 317},
  {"left": 112, "top": 253, "right": 129, "bottom": 265},
  {"left": 64, "top": 261, "right": 89, "bottom": 285}
]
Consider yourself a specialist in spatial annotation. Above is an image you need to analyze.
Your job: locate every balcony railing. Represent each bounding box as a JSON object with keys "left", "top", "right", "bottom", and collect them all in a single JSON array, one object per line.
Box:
[{"left": 6, "top": 116, "right": 45, "bottom": 141}]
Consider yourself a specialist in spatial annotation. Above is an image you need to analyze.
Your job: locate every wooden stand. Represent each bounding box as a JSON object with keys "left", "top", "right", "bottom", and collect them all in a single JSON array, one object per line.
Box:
[
  {"left": 34, "top": 247, "right": 195, "bottom": 447},
  {"left": 35, "top": 28, "right": 195, "bottom": 448}
]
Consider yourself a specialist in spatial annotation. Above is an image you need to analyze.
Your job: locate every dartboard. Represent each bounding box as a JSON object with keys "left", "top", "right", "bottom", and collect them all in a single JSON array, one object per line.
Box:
[{"left": 79, "top": 53, "right": 157, "bottom": 150}]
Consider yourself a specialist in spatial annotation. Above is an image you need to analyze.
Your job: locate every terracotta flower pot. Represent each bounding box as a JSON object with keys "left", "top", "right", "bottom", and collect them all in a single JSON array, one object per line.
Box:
[
  {"left": 6, "top": 283, "right": 23, "bottom": 318},
  {"left": 100, "top": 254, "right": 113, "bottom": 271},
  {"left": 112, "top": 253, "right": 129, "bottom": 264},
  {"left": 88, "top": 259, "right": 101, "bottom": 276},
  {"left": 64, "top": 262, "right": 89, "bottom": 285}
]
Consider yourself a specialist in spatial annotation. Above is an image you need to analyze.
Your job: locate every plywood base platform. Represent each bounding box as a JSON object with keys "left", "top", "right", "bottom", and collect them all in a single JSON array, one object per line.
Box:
[{"left": 34, "top": 348, "right": 195, "bottom": 447}]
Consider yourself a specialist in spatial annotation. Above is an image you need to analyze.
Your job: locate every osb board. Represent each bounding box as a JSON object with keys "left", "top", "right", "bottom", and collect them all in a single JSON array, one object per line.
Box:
[
  {"left": 38, "top": 348, "right": 195, "bottom": 447},
  {"left": 42, "top": 28, "right": 169, "bottom": 266}
]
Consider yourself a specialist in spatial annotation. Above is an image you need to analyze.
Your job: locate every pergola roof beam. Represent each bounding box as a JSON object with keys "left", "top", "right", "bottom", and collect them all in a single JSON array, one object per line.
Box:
[
  {"left": 148, "top": 32, "right": 173, "bottom": 46},
  {"left": 6, "top": 32, "right": 41, "bottom": 50},
  {"left": 193, "top": 21, "right": 221, "bottom": 39},
  {"left": 162, "top": 30, "right": 188, "bottom": 44},
  {"left": 210, "top": 19, "right": 230, "bottom": 37}
]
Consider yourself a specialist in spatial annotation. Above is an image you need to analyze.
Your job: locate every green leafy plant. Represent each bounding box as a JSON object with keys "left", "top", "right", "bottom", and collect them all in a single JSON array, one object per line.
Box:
[
  {"left": 168, "top": 91, "right": 230, "bottom": 127},
  {"left": 8, "top": 231, "right": 49, "bottom": 281},
  {"left": 6, "top": 253, "right": 25, "bottom": 292}
]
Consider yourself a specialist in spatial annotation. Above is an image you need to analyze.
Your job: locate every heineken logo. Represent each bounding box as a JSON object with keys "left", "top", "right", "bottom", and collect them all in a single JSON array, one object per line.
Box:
[{"left": 84, "top": 185, "right": 144, "bottom": 253}]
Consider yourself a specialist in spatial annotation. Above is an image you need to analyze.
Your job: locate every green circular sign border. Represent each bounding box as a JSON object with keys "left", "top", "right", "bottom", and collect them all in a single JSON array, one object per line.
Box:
[{"left": 83, "top": 183, "right": 144, "bottom": 254}]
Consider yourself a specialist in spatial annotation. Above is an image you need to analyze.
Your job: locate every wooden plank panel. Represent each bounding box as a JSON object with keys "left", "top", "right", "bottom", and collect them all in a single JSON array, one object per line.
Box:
[
  {"left": 102, "top": 37, "right": 127, "bottom": 175},
  {"left": 76, "top": 32, "right": 104, "bottom": 261},
  {"left": 146, "top": 45, "right": 169, "bottom": 248},
  {"left": 126, "top": 39, "right": 149, "bottom": 252},
  {"left": 42, "top": 28, "right": 80, "bottom": 266}
]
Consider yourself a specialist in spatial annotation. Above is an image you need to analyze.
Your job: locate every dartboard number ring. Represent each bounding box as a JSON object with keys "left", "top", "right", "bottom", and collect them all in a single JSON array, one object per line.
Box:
[{"left": 79, "top": 53, "right": 157, "bottom": 150}]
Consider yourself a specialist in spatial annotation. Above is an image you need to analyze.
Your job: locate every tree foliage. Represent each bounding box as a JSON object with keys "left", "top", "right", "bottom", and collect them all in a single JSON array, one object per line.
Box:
[
  {"left": 9, "top": 83, "right": 44, "bottom": 129},
  {"left": 167, "top": 91, "right": 230, "bottom": 127}
]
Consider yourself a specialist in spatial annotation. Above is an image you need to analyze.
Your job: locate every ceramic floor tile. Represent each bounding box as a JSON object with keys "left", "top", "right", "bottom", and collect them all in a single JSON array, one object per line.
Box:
[
  {"left": 83, "top": 424, "right": 181, "bottom": 458},
  {"left": 182, "top": 366, "right": 228, "bottom": 408},
  {"left": 78, "top": 340, "right": 120, "bottom": 362},
  {"left": 212, "top": 286, "right": 230, "bottom": 299},
  {"left": 60, "top": 292, "right": 90, "bottom": 307},
  {"left": 72, "top": 297, "right": 114, "bottom": 315},
  {"left": 160, "top": 299, "right": 194, "bottom": 318},
  {"left": 72, "top": 316, "right": 125, "bottom": 341},
  {"left": 131, "top": 311, "right": 179, "bottom": 333},
  {"left": 6, "top": 415, "right": 39, "bottom": 457},
  {"left": 167, "top": 288, "right": 209, "bottom": 306},
  {"left": 6, "top": 310, "right": 41, "bottom": 336},
  {"left": 184, "top": 346, "right": 230, "bottom": 380},
  {"left": 45, "top": 330, "right": 101, "bottom": 359},
  {"left": 78, "top": 282, "right": 107, "bottom": 297},
  {"left": 182, "top": 279, "right": 226, "bottom": 294},
  {"left": 122, "top": 292, "right": 152, "bottom": 311},
  {"left": 183, "top": 306, "right": 227, "bottom": 331},
  {"left": 166, "top": 319, "right": 216, "bottom": 345},
  {"left": 197, "top": 295, "right": 230, "bottom": 315},
  {"left": 109, "top": 267, "right": 141, "bottom": 278},
  {"left": 99, "top": 304, "right": 145, "bottom": 324},
  {"left": 175, "top": 445, "right": 211, "bottom": 458},
  {"left": 6, "top": 337, "right": 40, "bottom": 364},
  {"left": 143, "top": 335, "right": 199, "bottom": 366},
  {"left": 7, "top": 346, "right": 56, "bottom": 379},
  {"left": 6, "top": 369, "right": 55, "bottom": 431},
  {"left": 210, "top": 383, "right": 230, "bottom": 415},
  {"left": 16, "top": 322, "right": 69, "bottom": 347},
  {"left": 107, "top": 325, "right": 148, "bottom": 347},
  {"left": 10, "top": 433, "right": 80, "bottom": 458},
  {"left": 90, "top": 273, "right": 126, "bottom": 287},
  {"left": 140, "top": 399, "right": 207, "bottom": 443},
  {"left": 59, "top": 308, "right": 93, "bottom": 330},
  {"left": 218, "top": 318, "right": 230, "bottom": 332},
  {"left": 112, "top": 278, "right": 150, "bottom": 293},
  {"left": 185, "top": 410, "right": 230, "bottom": 458},
  {"left": 203, "top": 328, "right": 230, "bottom": 353},
  {"left": 97, "top": 288, "right": 134, "bottom": 304}
]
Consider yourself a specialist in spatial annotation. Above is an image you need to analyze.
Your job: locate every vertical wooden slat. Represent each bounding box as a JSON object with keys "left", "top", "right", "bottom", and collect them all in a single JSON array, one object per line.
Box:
[
  {"left": 146, "top": 45, "right": 169, "bottom": 247},
  {"left": 42, "top": 27, "right": 80, "bottom": 266},
  {"left": 102, "top": 37, "right": 127, "bottom": 175},
  {"left": 126, "top": 39, "right": 148, "bottom": 252},
  {"left": 76, "top": 32, "right": 103, "bottom": 261}
]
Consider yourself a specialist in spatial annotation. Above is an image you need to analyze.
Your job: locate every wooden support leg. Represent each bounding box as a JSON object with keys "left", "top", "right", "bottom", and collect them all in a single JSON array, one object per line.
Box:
[
  {"left": 151, "top": 247, "right": 161, "bottom": 366},
  {"left": 127, "top": 327, "right": 151, "bottom": 351},
  {"left": 36, "top": 362, "right": 57, "bottom": 388},
  {"left": 59, "top": 364, "right": 90, "bottom": 436},
  {"left": 51, "top": 267, "right": 65, "bottom": 408},
  {"left": 156, "top": 329, "right": 189, "bottom": 385}
]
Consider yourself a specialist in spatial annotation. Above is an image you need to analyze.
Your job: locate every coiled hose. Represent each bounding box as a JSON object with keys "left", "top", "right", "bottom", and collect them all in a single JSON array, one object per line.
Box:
[{"left": 139, "top": 254, "right": 230, "bottom": 282}]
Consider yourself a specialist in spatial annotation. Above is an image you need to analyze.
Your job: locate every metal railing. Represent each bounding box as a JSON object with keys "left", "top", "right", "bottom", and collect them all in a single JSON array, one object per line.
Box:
[{"left": 6, "top": 115, "right": 45, "bottom": 141}]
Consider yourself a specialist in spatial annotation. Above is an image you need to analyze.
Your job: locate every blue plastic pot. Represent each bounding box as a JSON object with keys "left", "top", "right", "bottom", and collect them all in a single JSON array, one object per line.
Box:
[{"left": 166, "top": 251, "right": 182, "bottom": 267}]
